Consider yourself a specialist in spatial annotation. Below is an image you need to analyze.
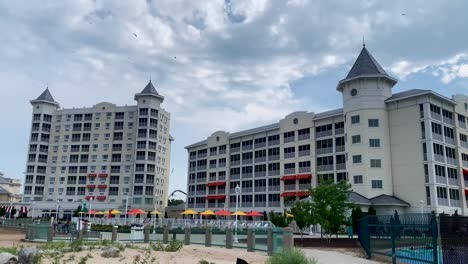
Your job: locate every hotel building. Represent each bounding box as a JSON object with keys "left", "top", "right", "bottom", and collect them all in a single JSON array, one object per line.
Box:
[{"left": 185, "top": 46, "right": 468, "bottom": 215}]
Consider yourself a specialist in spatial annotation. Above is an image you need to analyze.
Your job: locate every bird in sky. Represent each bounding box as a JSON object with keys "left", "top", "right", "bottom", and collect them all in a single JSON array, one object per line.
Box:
[{"left": 133, "top": 33, "right": 138, "bottom": 38}]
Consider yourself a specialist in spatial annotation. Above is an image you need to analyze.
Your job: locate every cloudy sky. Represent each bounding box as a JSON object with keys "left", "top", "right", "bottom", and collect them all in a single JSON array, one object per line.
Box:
[{"left": 1, "top": 0, "right": 468, "bottom": 200}]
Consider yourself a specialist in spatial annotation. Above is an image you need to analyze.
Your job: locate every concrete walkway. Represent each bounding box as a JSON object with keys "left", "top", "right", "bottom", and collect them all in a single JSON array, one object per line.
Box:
[{"left": 302, "top": 248, "right": 380, "bottom": 264}]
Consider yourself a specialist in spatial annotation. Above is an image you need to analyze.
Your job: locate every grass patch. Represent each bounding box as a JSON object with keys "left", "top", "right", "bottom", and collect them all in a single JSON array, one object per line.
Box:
[
  {"left": 0, "top": 246, "right": 18, "bottom": 255},
  {"left": 266, "top": 248, "right": 317, "bottom": 264},
  {"left": 149, "top": 240, "right": 183, "bottom": 252}
]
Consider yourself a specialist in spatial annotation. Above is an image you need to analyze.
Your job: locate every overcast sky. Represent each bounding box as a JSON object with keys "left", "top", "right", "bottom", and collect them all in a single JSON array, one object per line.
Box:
[{"left": 1, "top": 0, "right": 468, "bottom": 200}]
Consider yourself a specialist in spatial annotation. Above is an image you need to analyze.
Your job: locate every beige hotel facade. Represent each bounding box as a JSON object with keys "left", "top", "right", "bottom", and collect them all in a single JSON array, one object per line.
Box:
[{"left": 185, "top": 46, "right": 468, "bottom": 216}]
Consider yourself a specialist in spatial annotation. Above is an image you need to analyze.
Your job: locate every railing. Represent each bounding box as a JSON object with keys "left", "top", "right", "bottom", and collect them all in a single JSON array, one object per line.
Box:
[
  {"left": 242, "top": 159, "right": 253, "bottom": 164},
  {"left": 438, "top": 198, "right": 449, "bottom": 206},
  {"left": 464, "top": 180, "right": 468, "bottom": 187},
  {"left": 298, "top": 167, "right": 310, "bottom": 173},
  {"left": 268, "top": 155, "right": 280, "bottom": 161},
  {"left": 316, "top": 130, "right": 332, "bottom": 138},
  {"left": 461, "top": 141, "right": 468, "bottom": 149},
  {"left": 189, "top": 167, "right": 196, "bottom": 172},
  {"left": 448, "top": 177, "right": 458, "bottom": 186},
  {"left": 210, "top": 151, "right": 217, "bottom": 156},
  {"left": 197, "top": 177, "right": 206, "bottom": 183},
  {"left": 443, "top": 117, "right": 454, "bottom": 126},
  {"left": 432, "top": 132, "right": 443, "bottom": 141},
  {"left": 431, "top": 112, "right": 442, "bottom": 121},
  {"left": 335, "top": 128, "right": 344, "bottom": 135},
  {"left": 284, "top": 137, "right": 295, "bottom": 143},
  {"left": 298, "top": 184, "right": 310, "bottom": 190},
  {"left": 420, "top": 110, "right": 424, "bottom": 118},
  {"left": 198, "top": 153, "right": 207, "bottom": 158},
  {"left": 335, "top": 145, "right": 345, "bottom": 152},
  {"left": 316, "top": 147, "right": 333, "bottom": 155},
  {"left": 195, "top": 203, "right": 205, "bottom": 208},
  {"left": 254, "top": 186, "right": 266, "bottom": 192},
  {"left": 254, "top": 171, "right": 266, "bottom": 177},
  {"left": 450, "top": 199, "right": 460, "bottom": 207},
  {"left": 219, "top": 149, "right": 226, "bottom": 155},
  {"left": 189, "top": 179, "right": 196, "bottom": 184},
  {"left": 231, "top": 160, "right": 240, "bottom": 166},
  {"left": 219, "top": 162, "right": 226, "bottom": 168},
  {"left": 255, "top": 142, "right": 266, "bottom": 148},
  {"left": 242, "top": 145, "right": 253, "bottom": 151},
  {"left": 446, "top": 157, "right": 457, "bottom": 166},
  {"left": 436, "top": 176, "right": 447, "bottom": 184},
  {"left": 255, "top": 157, "right": 266, "bottom": 163},
  {"left": 196, "top": 190, "right": 206, "bottom": 195},
  {"left": 268, "top": 185, "right": 280, "bottom": 192},
  {"left": 242, "top": 202, "right": 253, "bottom": 207},
  {"left": 336, "top": 163, "right": 346, "bottom": 170},
  {"left": 434, "top": 154, "right": 445, "bottom": 163},
  {"left": 231, "top": 147, "right": 240, "bottom": 153},
  {"left": 298, "top": 150, "right": 310, "bottom": 157},
  {"left": 242, "top": 173, "right": 253, "bottom": 179},
  {"left": 242, "top": 187, "right": 253, "bottom": 193},
  {"left": 445, "top": 137, "right": 455, "bottom": 145},
  {"left": 230, "top": 174, "right": 240, "bottom": 180},
  {"left": 268, "top": 140, "right": 279, "bottom": 146},
  {"left": 268, "top": 170, "right": 280, "bottom": 176},
  {"left": 317, "top": 165, "right": 334, "bottom": 172},
  {"left": 269, "top": 201, "right": 280, "bottom": 207},
  {"left": 254, "top": 201, "right": 267, "bottom": 207},
  {"left": 459, "top": 121, "right": 467, "bottom": 129},
  {"left": 209, "top": 177, "right": 217, "bottom": 182},
  {"left": 284, "top": 168, "right": 296, "bottom": 174},
  {"left": 219, "top": 175, "right": 226, "bottom": 181},
  {"left": 463, "top": 160, "right": 468, "bottom": 168},
  {"left": 284, "top": 185, "right": 296, "bottom": 191},
  {"left": 208, "top": 189, "right": 217, "bottom": 195},
  {"left": 298, "top": 134, "right": 310, "bottom": 140},
  {"left": 284, "top": 152, "right": 295, "bottom": 159},
  {"left": 210, "top": 164, "right": 216, "bottom": 169},
  {"left": 197, "top": 165, "right": 207, "bottom": 170}
]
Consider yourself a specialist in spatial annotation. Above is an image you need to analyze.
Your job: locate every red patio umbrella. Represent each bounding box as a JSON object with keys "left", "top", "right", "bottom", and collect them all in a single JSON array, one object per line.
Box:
[
  {"left": 128, "top": 208, "right": 146, "bottom": 215},
  {"left": 215, "top": 210, "right": 232, "bottom": 216},
  {"left": 246, "top": 211, "right": 263, "bottom": 217}
]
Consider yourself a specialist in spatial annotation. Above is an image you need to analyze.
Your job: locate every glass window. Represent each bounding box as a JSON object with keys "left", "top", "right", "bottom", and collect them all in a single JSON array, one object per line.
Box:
[
  {"left": 352, "top": 135, "right": 361, "bottom": 144},
  {"left": 369, "top": 139, "right": 380, "bottom": 147},
  {"left": 368, "top": 119, "right": 379, "bottom": 127},
  {"left": 351, "top": 115, "right": 360, "bottom": 124},
  {"left": 352, "top": 155, "right": 362, "bottom": 164},
  {"left": 353, "top": 175, "right": 363, "bottom": 184},
  {"left": 371, "top": 180, "right": 383, "bottom": 189}
]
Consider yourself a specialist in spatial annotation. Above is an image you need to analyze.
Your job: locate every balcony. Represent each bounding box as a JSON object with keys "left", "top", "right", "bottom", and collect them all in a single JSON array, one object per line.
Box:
[
  {"left": 197, "top": 165, "right": 207, "bottom": 171},
  {"left": 242, "top": 173, "right": 253, "bottom": 179},
  {"left": 209, "top": 164, "right": 217, "bottom": 169},
  {"left": 268, "top": 155, "right": 280, "bottom": 161},
  {"left": 284, "top": 152, "right": 295, "bottom": 159},
  {"left": 298, "top": 134, "right": 310, "bottom": 141},
  {"left": 298, "top": 150, "right": 310, "bottom": 157},
  {"left": 210, "top": 151, "right": 217, "bottom": 157},
  {"left": 242, "top": 145, "right": 253, "bottom": 151},
  {"left": 231, "top": 160, "right": 240, "bottom": 166},
  {"left": 336, "top": 163, "right": 346, "bottom": 170},
  {"left": 189, "top": 167, "right": 196, "bottom": 172},
  {"left": 197, "top": 177, "right": 206, "bottom": 183},
  {"left": 317, "top": 164, "right": 334, "bottom": 172},
  {"left": 284, "top": 137, "right": 295, "bottom": 144},
  {"left": 189, "top": 179, "right": 196, "bottom": 184},
  {"left": 208, "top": 189, "right": 217, "bottom": 195},
  {"left": 255, "top": 142, "right": 266, "bottom": 149},
  {"left": 188, "top": 190, "right": 195, "bottom": 195},
  {"left": 269, "top": 201, "right": 280, "bottom": 207},
  {"left": 196, "top": 190, "right": 205, "bottom": 195},
  {"left": 268, "top": 140, "right": 279, "bottom": 146},
  {"left": 219, "top": 162, "right": 226, "bottom": 168},
  {"left": 460, "top": 121, "right": 467, "bottom": 129},
  {"left": 448, "top": 177, "right": 458, "bottom": 186},
  {"left": 255, "top": 171, "right": 267, "bottom": 177},
  {"left": 434, "top": 154, "right": 445, "bottom": 163},
  {"left": 299, "top": 184, "right": 311, "bottom": 190},
  {"left": 446, "top": 157, "right": 457, "bottom": 166},
  {"left": 316, "top": 130, "right": 332, "bottom": 138},
  {"left": 219, "top": 175, "right": 226, "bottom": 181},
  {"left": 254, "top": 201, "right": 267, "bottom": 207},
  {"left": 443, "top": 117, "right": 454, "bottom": 126},
  {"left": 465, "top": 180, "right": 468, "bottom": 187},
  {"left": 431, "top": 112, "right": 442, "bottom": 121},
  {"left": 463, "top": 161, "right": 468, "bottom": 168},
  {"left": 230, "top": 174, "right": 241, "bottom": 180},
  {"left": 461, "top": 142, "right": 468, "bottom": 149},
  {"left": 189, "top": 156, "right": 196, "bottom": 161},
  {"left": 231, "top": 147, "right": 240, "bottom": 153},
  {"left": 284, "top": 184, "right": 296, "bottom": 191},
  {"left": 435, "top": 176, "right": 446, "bottom": 184},
  {"left": 198, "top": 153, "right": 207, "bottom": 158},
  {"left": 432, "top": 133, "right": 443, "bottom": 142},
  {"left": 255, "top": 186, "right": 267, "bottom": 192},
  {"left": 437, "top": 198, "right": 449, "bottom": 206},
  {"left": 335, "top": 128, "right": 344, "bottom": 135},
  {"left": 298, "top": 167, "right": 311, "bottom": 173},
  {"left": 242, "top": 202, "right": 253, "bottom": 207},
  {"left": 268, "top": 185, "right": 280, "bottom": 192},
  {"left": 219, "top": 149, "right": 227, "bottom": 155},
  {"left": 255, "top": 156, "right": 266, "bottom": 163},
  {"left": 242, "top": 159, "right": 253, "bottom": 165},
  {"left": 445, "top": 137, "right": 455, "bottom": 145},
  {"left": 268, "top": 170, "right": 280, "bottom": 176},
  {"left": 284, "top": 168, "right": 296, "bottom": 175},
  {"left": 450, "top": 199, "right": 461, "bottom": 207},
  {"left": 242, "top": 187, "right": 253, "bottom": 193},
  {"left": 335, "top": 145, "right": 345, "bottom": 153},
  {"left": 195, "top": 203, "right": 205, "bottom": 208},
  {"left": 316, "top": 147, "right": 333, "bottom": 155}
]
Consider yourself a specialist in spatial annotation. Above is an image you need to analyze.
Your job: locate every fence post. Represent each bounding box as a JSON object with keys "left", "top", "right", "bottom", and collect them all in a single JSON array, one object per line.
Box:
[
  {"left": 226, "top": 228, "right": 233, "bottom": 249},
  {"left": 390, "top": 215, "right": 397, "bottom": 264},
  {"left": 205, "top": 227, "right": 212, "bottom": 247},
  {"left": 267, "top": 228, "right": 273, "bottom": 256},
  {"left": 163, "top": 225, "right": 169, "bottom": 243},
  {"left": 184, "top": 227, "right": 191, "bottom": 245},
  {"left": 111, "top": 226, "right": 118, "bottom": 242},
  {"left": 431, "top": 214, "right": 438, "bottom": 264},
  {"left": 247, "top": 228, "right": 255, "bottom": 252},
  {"left": 282, "top": 227, "right": 294, "bottom": 249},
  {"left": 144, "top": 226, "right": 150, "bottom": 243},
  {"left": 47, "top": 225, "right": 54, "bottom": 242}
]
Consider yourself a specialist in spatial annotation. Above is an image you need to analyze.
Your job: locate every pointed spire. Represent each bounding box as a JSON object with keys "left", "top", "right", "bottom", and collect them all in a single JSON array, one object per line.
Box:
[
  {"left": 36, "top": 88, "right": 56, "bottom": 102},
  {"left": 140, "top": 80, "right": 160, "bottom": 96}
]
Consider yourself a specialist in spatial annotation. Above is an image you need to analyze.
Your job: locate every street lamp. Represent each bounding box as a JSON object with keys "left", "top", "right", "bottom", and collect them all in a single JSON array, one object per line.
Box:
[
  {"left": 88, "top": 197, "right": 93, "bottom": 222},
  {"left": 419, "top": 200, "right": 424, "bottom": 216},
  {"left": 124, "top": 195, "right": 133, "bottom": 225},
  {"left": 153, "top": 193, "right": 159, "bottom": 234},
  {"left": 56, "top": 200, "right": 60, "bottom": 224},
  {"left": 234, "top": 184, "right": 241, "bottom": 243}
]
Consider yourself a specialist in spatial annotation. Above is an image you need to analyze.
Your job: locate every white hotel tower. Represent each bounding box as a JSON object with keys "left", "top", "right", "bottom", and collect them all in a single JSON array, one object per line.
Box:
[
  {"left": 23, "top": 81, "right": 173, "bottom": 218},
  {"left": 185, "top": 46, "right": 468, "bottom": 216}
]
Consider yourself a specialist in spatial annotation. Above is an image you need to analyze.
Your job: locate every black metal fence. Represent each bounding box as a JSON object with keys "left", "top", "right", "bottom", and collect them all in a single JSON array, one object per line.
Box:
[
  {"left": 357, "top": 212, "right": 439, "bottom": 264},
  {"left": 439, "top": 215, "right": 468, "bottom": 264}
]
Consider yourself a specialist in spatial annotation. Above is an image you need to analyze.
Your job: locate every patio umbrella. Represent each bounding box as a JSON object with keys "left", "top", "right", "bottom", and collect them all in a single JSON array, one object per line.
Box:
[
  {"left": 180, "top": 209, "right": 198, "bottom": 215},
  {"left": 93, "top": 211, "right": 105, "bottom": 215},
  {"left": 246, "top": 211, "right": 263, "bottom": 217},
  {"left": 215, "top": 210, "right": 232, "bottom": 216},
  {"left": 286, "top": 213, "right": 294, "bottom": 218},
  {"left": 128, "top": 208, "right": 146, "bottom": 215},
  {"left": 110, "top": 209, "right": 122, "bottom": 214},
  {"left": 88, "top": 210, "right": 99, "bottom": 214},
  {"left": 232, "top": 210, "right": 247, "bottom": 216},
  {"left": 200, "top": 210, "right": 215, "bottom": 216},
  {"left": 150, "top": 210, "right": 161, "bottom": 215}
]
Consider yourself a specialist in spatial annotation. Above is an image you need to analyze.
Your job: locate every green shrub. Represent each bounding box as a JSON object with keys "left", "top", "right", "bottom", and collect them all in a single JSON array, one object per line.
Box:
[
  {"left": 0, "top": 246, "right": 18, "bottom": 255},
  {"left": 150, "top": 240, "right": 183, "bottom": 252},
  {"left": 266, "top": 248, "right": 317, "bottom": 264}
]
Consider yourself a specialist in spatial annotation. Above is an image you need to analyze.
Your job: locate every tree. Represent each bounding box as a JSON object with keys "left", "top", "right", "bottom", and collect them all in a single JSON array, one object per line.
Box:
[
  {"left": 310, "top": 179, "right": 353, "bottom": 242},
  {"left": 73, "top": 205, "right": 82, "bottom": 217},
  {"left": 351, "top": 207, "right": 363, "bottom": 234},
  {"left": 263, "top": 211, "right": 268, "bottom": 221},
  {"left": 167, "top": 199, "right": 184, "bottom": 206},
  {"left": 269, "top": 211, "right": 292, "bottom": 228},
  {"left": 367, "top": 206, "right": 376, "bottom": 216},
  {"left": 290, "top": 201, "right": 316, "bottom": 239}
]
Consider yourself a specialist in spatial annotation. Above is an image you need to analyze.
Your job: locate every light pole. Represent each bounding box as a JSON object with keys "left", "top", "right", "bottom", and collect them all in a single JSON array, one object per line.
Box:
[
  {"left": 153, "top": 193, "right": 159, "bottom": 234},
  {"left": 419, "top": 200, "right": 424, "bottom": 216},
  {"left": 234, "top": 184, "right": 240, "bottom": 243},
  {"left": 124, "top": 195, "right": 132, "bottom": 225},
  {"left": 88, "top": 197, "right": 93, "bottom": 222},
  {"left": 55, "top": 200, "right": 60, "bottom": 223}
]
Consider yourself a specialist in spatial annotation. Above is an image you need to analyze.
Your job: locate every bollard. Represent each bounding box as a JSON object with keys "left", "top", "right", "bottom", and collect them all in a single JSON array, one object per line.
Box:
[
  {"left": 282, "top": 227, "right": 294, "bottom": 249},
  {"left": 163, "top": 225, "right": 169, "bottom": 243},
  {"left": 78, "top": 229, "right": 84, "bottom": 240},
  {"left": 47, "top": 226, "right": 54, "bottom": 242},
  {"left": 226, "top": 228, "right": 233, "bottom": 249},
  {"left": 111, "top": 226, "right": 118, "bottom": 242},
  {"left": 184, "top": 227, "right": 191, "bottom": 245},
  {"left": 144, "top": 226, "right": 150, "bottom": 243},
  {"left": 267, "top": 228, "right": 274, "bottom": 256},
  {"left": 247, "top": 228, "right": 255, "bottom": 252},
  {"left": 205, "top": 227, "right": 212, "bottom": 247}
]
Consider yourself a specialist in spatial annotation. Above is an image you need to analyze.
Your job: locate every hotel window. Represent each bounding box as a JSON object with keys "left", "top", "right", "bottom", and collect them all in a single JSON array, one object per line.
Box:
[
  {"left": 369, "top": 139, "right": 380, "bottom": 147},
  {"left": 368, "top": 119, "right": 379, "bottom": 127},
  {"left": 351, "top": 135, "right": 361, "bottom": 144},
  {"left": 353, "top": 175, "right": 363, "bottom": 184},
  {"left": 351, "top": 115, "right": 360, "bottom": 124},
  {"left": 371, "top": 180, "right": 383, "bottom": 189},
  {"left": 370, "top": 159, "right": 382, "bottom": 168},
  {"left": 352, "top": 155, "right": 362, "bottom": 164}
]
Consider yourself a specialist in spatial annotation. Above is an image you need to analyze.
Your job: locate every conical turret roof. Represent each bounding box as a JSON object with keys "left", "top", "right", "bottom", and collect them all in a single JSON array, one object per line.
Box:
[
  {"left": 31, "top": 88, "right": 59, "bottom": 106},
  {"left": 140, "top": 81, "right": 160, "bottom": 96}
]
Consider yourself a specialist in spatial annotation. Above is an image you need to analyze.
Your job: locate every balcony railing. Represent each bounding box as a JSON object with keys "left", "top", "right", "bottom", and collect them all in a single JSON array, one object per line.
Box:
[
  {"left": 284, "top": 185, "right": 296, "bottom": 191},
  {"left": 268, "top": 155, "right": 280, "bottom": 161},
  {"left": 284, "top": 168, "right": 296, "bottom": 175},
  {"left": 437, "top": 198, "right": 449, "bottom": 206},
  {"left": 450, "top": 199, "right": 460, "bottom": 207},
  {"left": 209, "top": 164, "right": 217, "bottom": 169},
  {"left": 431, "top": 112, "right": 442, "bottom": 121},
  {"left": 298, "top": 150, "right": 310, "bottom": 157},
  {"left": 316, "top": 147, "right": 333, "bottom": 155},
  {"left": 459, "top": 122, "right": 466, "bottom": 129},
  {"left": 268, "top": 140, "right": 279, "bottom": 146},
  {"left": 298, "top": 134, "right": 310, "bottom": 141},
  {"left": 317, "top": 165, "right": 334, "bottom": 172},
  {"left": 255, "top": 157, "right": 266, "bottom": 163},
  {"left": 195, "top": 203, "right": 205, "bottom": 208},
  {"left": 464, "top": 180, "right": 468, "bottom": 187},
  {"left": 299, "top": 184, "right": 310, "bottom": 190},
  {"left": 284, "top": 137, "right": 295, "bottom": 143},
  {"left": 231, "top": 147, "right": 240, "bottom": 153},
  {"left": 461, "top": 141, "right": 468, "bottom": 149},
  {"left": 336, "top": 163, "right": 346, "bottom": 170},
  {"left": 242, "top": 159, "right": 253, "bottom": 165},
  {"left": 255, "top": 171, "right": 267, "bottom": 177},
  {"left": 434, "top": 154, "right": 445, "bottom": 163},
  {"left": 198, "top": 153, "right": 207, "bottom": 158},
  {"left": 242, "top": 187, "right": 253, "bottom": 193},
  {"left": 269, "top": 201, "right": 280, "bottom": 207},
  {"left": 242, "top": 173, "right": 253, "bottom": 179},
  {"left": 463, "top": 160, "right": 468, "bottom": 168},
  {"left": 448, "top": 177, "right": 458, "bottom": 186},
  {"left": 335, "top": 145, "right": 345, "bottom": 153},
  {"left": 209, "top": 177, "right": 217, "bottom": 182},
  {"left": 231, "top": 160, "right": 240, "bottom": 166},
  {"left": 335, "top": 128, "right": 344, "bottom": 135},
  {"left": 268, "top": 170, "right": 280, "bottom": 176},
  {"left": 432, "top": 133, "right": 443, "bottom": 142},
  {"left": 316, "top": 130, "right": 332, "bottom": 138},
  {"left": 219, "top": 149, "right": 226, "bottom": 155},
  {"left": 197, "top": 165, "right": 207, "bottom": 170},
  {"left": 219, "top": 175, "right": 226, "bottom": 181},
  {"left": 284, "top": 152, "right": 295, "bottom": 159},
  {"left": 210, "top": 151, "right": 217, "bottom": 157},
  {"left": 446, "top": 157, "right": 457, "bottom": 166},
  {"left": 242, "top": 145, "right": 253, "bottom": 151},
  {"left": 242, "top": 202, "right": 253, "bottom": 207},
  {"left": 255, "top": 186, "right": 267, "bottom": 192},
  {"left": 298, "top": 167, "right": 311, "bottom": 173},
  {"left": 219, "top": 162, "right": 226, "bottom": 168},
  {"left": 443, "top": 117, "right": 454, "bottom": 126},
  {"left": 445, "top": 137, "right": 455, "bottom": 145},
  {"left": 208, "top": 189, "right": 217, "bottom": 195},
  {"left": 196, "top": 190, "right": 205, "bottom": 195},
  {"left": 230, "top": 174, "right": 240, "bottom": 180},
  {"left": 435, "top": 176, "right": 446, "bottom": 184},
  {"left": 255, "top": 142, "right": 266, "bottom": 149},
  {"left": 197, "top": 177, "right": 206, "bottom": 183},
  {"left": 268, "top": 185, "right": 280, "bottom": 192},
  {"left": 254, "top": 201, "right": 267, "bottom": 207}
]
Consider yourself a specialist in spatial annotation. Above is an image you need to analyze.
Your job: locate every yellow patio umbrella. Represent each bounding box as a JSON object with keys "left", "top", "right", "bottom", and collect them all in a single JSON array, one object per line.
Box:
[
  {"left": 180, "top": 209, "right": 198, "bottom": 215},
  {"left": 110, "top": 209, "right": 122, "bottom": 214},
  {"left": 286, "top": 213, "right": 294, "bottom": 218},
  {"left": 200, "top": 210, "right": 215, "bottom": 216},
  {"left": 150, "top": 210, "right": 161, "bottom": 215},
  {"left": 232, "top": 210, "right": 247, "bottom": 216},
  {"left": 93, "top": 211, "right": 105, "bottom": 215}
]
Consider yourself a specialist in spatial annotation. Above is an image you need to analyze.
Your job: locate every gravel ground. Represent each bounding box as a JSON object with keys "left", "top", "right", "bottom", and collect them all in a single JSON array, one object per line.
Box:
[{"left": 302, "top": 248, "right": 382, "bottom": 264}]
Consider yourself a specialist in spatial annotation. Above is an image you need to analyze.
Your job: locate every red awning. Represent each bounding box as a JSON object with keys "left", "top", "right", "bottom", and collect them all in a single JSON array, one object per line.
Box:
[
  {"left": 85, "top": 196, "right": 95, "bottom": 200},
  {"left": 465, "top": 189, "right": 468, "bottom": 196},
  {"left": 98, "top": 184, "right": 107, "bottom": 189},
  {"left": 206, "top": 195, "right": 226, "bottom": 200},
  {"left": 206, "top": 181, "right": 226, "bottom": 187},
  {"left": 98, "top": 173, "right": 108, "bottom": 177},
  {"left": 281, "top": 175, "right": 296, "bottom": 180},
  {"left": 87, "top": 185, "right": 96, "bottom": 189},
  {"left": 463, "top": 169, "right": 468, "bottom": 176},
  {"left": 281, "top": 191, "right": 296, "bottom": 197},
  {"left": 296, "top": 191, "right": 310, "bottom": 197},
  {"left": 296, "top": 174, "right": 312, "bottom": 180},
  {"left": 96, "top": 196, "right": 106, "bottom": 201},
  {"left": 87, "top": 173, "right": 97, "bottom": 177}
]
